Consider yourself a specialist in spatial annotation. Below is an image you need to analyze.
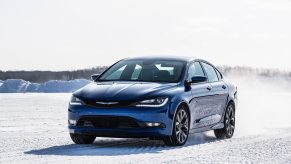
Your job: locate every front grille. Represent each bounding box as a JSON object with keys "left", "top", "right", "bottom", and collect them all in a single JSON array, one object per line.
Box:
[
  {"left": 83, "top": 100, "right": 135, "bottom": 108},
  {"left": 77, "top": 116, "right": 141, "bottom": 129}
]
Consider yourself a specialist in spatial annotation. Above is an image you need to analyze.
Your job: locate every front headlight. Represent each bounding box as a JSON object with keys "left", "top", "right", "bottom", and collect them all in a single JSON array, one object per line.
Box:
[
  {"left": 136, "top": 97, "right": 169, "bottom": 107},
  {"left": 70, "top": 96, "right": 83, "bottom": 105}
]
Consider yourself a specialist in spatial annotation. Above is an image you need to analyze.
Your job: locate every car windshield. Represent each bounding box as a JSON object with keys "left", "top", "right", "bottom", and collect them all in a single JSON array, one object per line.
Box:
[{"left": 98, "top": 59, "right": 186, "bottom": 83}]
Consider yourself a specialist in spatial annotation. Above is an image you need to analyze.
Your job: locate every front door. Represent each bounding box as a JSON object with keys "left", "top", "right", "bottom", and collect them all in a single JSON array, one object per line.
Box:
[
  {"left": 196, "top": 62, "right": 228, "bottom": 127},
  {"left": 187, "top": 62, "right": 218, "bottom": 129}
]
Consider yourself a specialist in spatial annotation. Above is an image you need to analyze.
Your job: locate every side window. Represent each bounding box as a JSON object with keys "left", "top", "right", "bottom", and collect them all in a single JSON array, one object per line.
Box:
[
  {"left": 215, "top": 69, "right": 222, "bottom": 79},
  {"left": 201, "top": 62, "right": 219, "bottom": 82},
  {"left": 187, "top": 62, "right": 205, "bottom": 81}
]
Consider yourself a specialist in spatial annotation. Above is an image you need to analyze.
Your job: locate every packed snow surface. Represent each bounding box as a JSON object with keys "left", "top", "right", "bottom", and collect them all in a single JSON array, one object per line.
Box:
[{"left": 1, "top": 77, "right": 291, "bottom": 163}]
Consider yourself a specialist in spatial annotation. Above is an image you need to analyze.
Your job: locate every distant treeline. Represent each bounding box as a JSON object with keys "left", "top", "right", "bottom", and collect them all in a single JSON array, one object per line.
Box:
[
  {"left": 0, "top": 66, "right": 290, "bottom": 83},
  {"left": 218, "top": 66, "right": 291, "bottom": 78},
  {"left": 0, "top": 66, "right": 107, "bottom": 83}
]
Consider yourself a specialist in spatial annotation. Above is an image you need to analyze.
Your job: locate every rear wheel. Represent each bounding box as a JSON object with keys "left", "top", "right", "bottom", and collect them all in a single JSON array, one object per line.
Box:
[
  {"left": 163, "top": 106, "right": 190, "bottom": 146},
  {"left": 70, "top": 133, "right": 96, "bottom": 144},
  {"left": 214, "top": 103, "right": 235, "bottom": 139}
]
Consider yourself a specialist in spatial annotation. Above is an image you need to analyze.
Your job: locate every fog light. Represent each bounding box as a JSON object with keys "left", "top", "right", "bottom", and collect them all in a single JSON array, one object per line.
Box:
[
  {"left": 68, "top": 120, "right": 76, "bottom": 125},
  {"left": 146, "top": 122, "right": 161, "bottom": 127}
]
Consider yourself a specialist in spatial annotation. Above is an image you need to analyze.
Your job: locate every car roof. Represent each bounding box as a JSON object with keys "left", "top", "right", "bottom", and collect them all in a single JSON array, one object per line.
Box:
[{"left": 123, "top": 56, "right": 197, "bottom": 62}]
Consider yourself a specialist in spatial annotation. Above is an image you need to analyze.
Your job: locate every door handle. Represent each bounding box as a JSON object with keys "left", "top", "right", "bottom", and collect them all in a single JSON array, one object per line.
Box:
[
  {"left": 222, "top": 85, "right": 227, "bottom": 89},
  {"left": 206, "top": 86, "right": 212, "bottom": 91}
]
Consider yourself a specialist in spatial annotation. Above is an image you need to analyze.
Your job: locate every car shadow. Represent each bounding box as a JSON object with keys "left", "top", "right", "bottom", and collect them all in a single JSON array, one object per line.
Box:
[{"left": 25, "top": 132, "right": 218, "bottom": 156}]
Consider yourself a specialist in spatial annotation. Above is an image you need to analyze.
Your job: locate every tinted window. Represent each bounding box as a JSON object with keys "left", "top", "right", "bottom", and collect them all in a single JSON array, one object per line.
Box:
[
  {"left": 99, "top": 60, "right": 186, "bottom": 83},
  {"left": 201, "top": 62, "right": 219, "bottom": 82},
  {"left": 187, "top": 62, "right": 205, "bottom": 81}
]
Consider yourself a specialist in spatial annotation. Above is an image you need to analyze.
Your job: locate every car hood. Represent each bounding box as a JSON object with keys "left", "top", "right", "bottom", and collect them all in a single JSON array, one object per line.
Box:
[{"left": 74, "top": 81, "right": 177, "bottom": 101}]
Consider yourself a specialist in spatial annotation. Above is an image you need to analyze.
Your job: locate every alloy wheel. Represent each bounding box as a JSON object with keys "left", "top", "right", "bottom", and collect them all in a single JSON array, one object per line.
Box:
[
  {"left": 175, "top": 109, "right": 189, "bottom": 144},
  {"left": 225, "top": 105, "right": 235, "bottom": 136}
]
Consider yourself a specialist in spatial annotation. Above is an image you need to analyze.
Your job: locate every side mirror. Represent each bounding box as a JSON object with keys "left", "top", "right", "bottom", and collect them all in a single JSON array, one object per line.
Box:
[
  {"left": 91, "top": 74, "right": 100, "bottom": 81},
  {"left": 184, "top": 76, "right": 207, "bottom": 87},
  {"left": 191, "top": 76, "right": 207, "bottom": 83}
]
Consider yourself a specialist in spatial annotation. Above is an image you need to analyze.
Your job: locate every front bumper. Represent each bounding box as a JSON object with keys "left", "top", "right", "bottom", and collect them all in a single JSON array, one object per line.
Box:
[{"left": 68, "top": 103, "right": 173, "bottom": 137}]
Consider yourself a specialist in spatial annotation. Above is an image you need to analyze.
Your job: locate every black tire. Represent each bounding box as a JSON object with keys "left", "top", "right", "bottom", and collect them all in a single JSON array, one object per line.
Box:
[
  {"left": 70, "top": 133, "right": 96, "bottom": 144},
  {"left": 214, "top": 103, "right": 235, "bottom": 139},
  {"left": 163, "top": 106, "right": 190, "bottom": 146}
]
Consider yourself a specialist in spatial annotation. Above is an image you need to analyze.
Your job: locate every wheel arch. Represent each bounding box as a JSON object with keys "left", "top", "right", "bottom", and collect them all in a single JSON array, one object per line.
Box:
[
  {"left": 220, "top": 98, "right": 236, "bottom": 124},
  {"left": 179, "top": 102, "right": 191, "bottom": 121},
  {"left": 169, "top": 100, "right": 191, "bottom": 134},
  {"left": 172, "top": 101, "right": 191, "bottom": 121},
  {"left": 227, "top": 99, "right": 236, "bottom": 112}
]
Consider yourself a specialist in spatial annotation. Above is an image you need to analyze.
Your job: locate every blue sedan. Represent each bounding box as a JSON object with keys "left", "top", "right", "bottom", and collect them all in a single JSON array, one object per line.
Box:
[{"left": 68, "top": 56, "right": 237, "bottom": 146}]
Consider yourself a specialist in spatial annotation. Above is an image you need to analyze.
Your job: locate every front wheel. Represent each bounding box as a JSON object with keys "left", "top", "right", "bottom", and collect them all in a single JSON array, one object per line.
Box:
[
  {"left": 70, "top": 133, "right": 96, "bottom": 144},
  {"left": 214, "top": 103, "right": 235, "bottom": 139},
  {"left": 163, "top": 106, "right": 190, "bottom": 146}
]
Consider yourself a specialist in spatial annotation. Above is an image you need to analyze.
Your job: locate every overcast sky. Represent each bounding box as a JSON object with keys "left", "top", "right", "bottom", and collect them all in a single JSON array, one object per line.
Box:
[{"left": 0, "top": 0, "right": 291, "bottom": 71}]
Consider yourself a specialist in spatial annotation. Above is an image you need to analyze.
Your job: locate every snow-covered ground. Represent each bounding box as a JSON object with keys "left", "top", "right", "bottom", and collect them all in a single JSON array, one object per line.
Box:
[
  {"left": 1, "top": 79, "right": 291, "bottom": 163},
  {"left": 0, "top": 79, "right": 90, "bottom": 93}
]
